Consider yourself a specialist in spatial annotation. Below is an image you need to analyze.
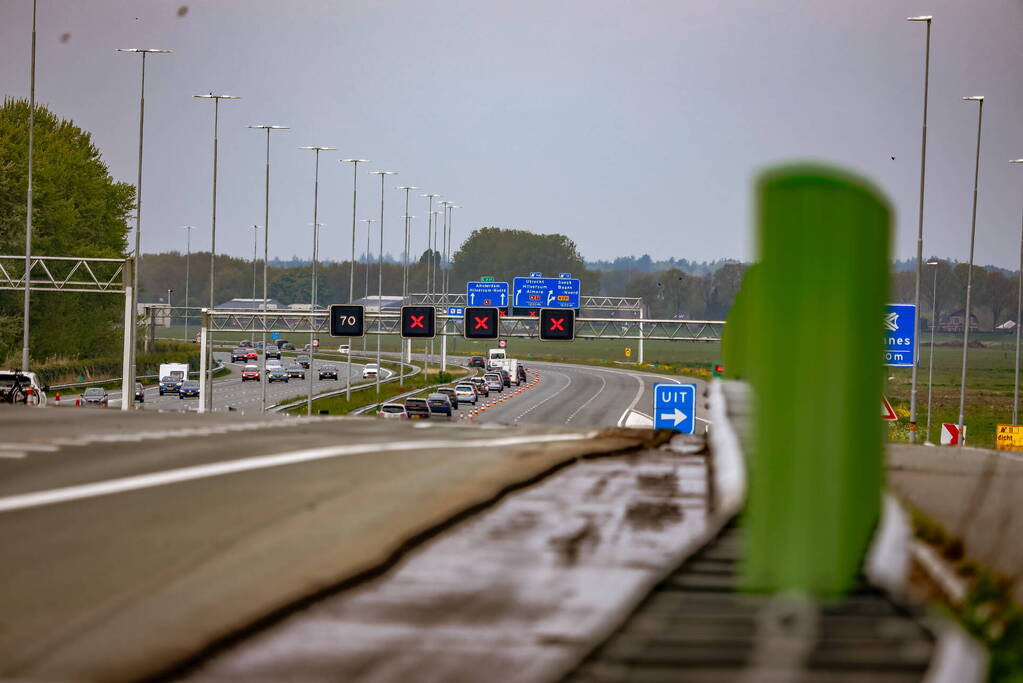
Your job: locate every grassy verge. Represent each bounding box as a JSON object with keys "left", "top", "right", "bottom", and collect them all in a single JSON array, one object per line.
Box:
[
  {"left": 291, "top": 366, "right": 471, "bottom": 416},
  {"left": 885, "top": 331, "right": 1021, "bottom": 449},
  {"left": 522, "top": 353, "right": 714, "bottom": 380}
]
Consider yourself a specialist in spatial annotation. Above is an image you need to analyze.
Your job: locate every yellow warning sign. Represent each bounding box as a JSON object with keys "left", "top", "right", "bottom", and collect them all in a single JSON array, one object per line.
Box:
[
  {"left": 995, "top": 424, "right": 1023, "bottom": 451},
  {"left": 625, "top": 347, "right": 632, "bottom": 358}
]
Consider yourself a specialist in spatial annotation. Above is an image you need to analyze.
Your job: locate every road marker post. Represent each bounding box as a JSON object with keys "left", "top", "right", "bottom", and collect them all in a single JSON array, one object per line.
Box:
[{"left": 743, "top": 165, "right": 890, "bottom": 597}]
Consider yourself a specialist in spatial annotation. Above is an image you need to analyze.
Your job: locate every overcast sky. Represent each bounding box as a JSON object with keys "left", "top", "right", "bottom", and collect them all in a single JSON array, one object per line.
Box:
[{"left": 2, "top": 0, "right": 1023, "bottom": 269}]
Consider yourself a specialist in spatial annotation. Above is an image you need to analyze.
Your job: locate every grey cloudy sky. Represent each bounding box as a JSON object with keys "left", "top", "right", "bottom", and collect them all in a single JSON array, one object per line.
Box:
[{"left": 2, "top": 0, "right": 1023, "bottom": 269}]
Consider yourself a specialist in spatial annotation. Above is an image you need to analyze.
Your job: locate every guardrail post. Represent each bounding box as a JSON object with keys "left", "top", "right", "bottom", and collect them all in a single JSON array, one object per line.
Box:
[
  {"left": 120, "top": 258, "right": 134, "bottom": 411},
  {"left": 742, "top": 164, "right": 890, "bottom": 597},
  {"left": 198, "top": 308, "right": 210, "bottom": 414}
]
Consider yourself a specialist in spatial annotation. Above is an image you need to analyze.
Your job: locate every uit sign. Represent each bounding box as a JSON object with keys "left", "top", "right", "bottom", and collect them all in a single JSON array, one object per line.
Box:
[{"left": 996, "top": 424, "right": 1023, "bottom": 452}]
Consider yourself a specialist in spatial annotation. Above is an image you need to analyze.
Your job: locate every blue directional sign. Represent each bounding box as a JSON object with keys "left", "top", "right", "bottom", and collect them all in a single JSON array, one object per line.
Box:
[
  {"left": 466, "top": 281, "right": 509, "bottom": 307},
  {"left": 512, "top": 276, "right": 581, "bottom": 309},
  {"left": 884, "top": 303, "right": 916, "bottom": 367},
  {"left": 447, "top": 306, "right": 465, "bottom": 316},
  {"left": 654, "top": 383, "right": 697, "bottom": 434},
  {"left": 271, "top": 332, "right": 280, "bottom": 341}
]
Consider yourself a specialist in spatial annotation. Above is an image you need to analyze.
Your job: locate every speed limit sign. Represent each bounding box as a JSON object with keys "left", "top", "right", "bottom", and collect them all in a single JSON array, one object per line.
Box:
[
  {"left": 312, "top": 338, "right": 320, "bottom": 348},
  {"left": 498, "top": 339, "right": 507, "bottom": 349}
]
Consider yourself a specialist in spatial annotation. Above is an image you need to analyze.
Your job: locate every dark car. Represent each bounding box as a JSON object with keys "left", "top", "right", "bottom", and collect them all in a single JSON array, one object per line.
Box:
[
  {"left": 134, "top": 382, "right": 145, "bottom": 403},
  {"left": 296, "top": 354, "right": 311, "bottom": 369},
  {"left": 239, "top": 340, "right": 253, "bottom": 348},
  {"left": 499, "top": 369, "right": 511, "bottom": 387},
  {"left": 287, "top": 364, "right": 306, "bottom": 379},
  {"left": 437, "top": 387, "right": 460, "bottom": 409},
  {"left": 280, "top": 342, "right": 296, "bottom": 351},
  {"left": 230, "top": 348, "right": 248, "bottom": 363},
  {"left": 319, "top": 365, "right": 339, "bottom": 380},
  {"left": 265, "top": 345, "right": 281, "bottom": 360},
  {"left": 267, "top": 367, "right": 289, "bottom": 383},
  {"left": 404, "top": 397, "right": 431, "bottom": 419},
  {"left": 468, "top": 356, "right": 485, "bottom": 368},
  {"left": 427, "top": 392, "right": 453, "bottom": 416},
  {"left": 178, "top": 380, "right": 200, "bottom": 399},
  {"left": 517, "top": 366, "right": 527, "bottom": 383},
  {"left": 81, "top": 387, "right": 108, "bottom": 407},
  {"left": 159, "top": 375, "right": 181, "bottom": 395}
]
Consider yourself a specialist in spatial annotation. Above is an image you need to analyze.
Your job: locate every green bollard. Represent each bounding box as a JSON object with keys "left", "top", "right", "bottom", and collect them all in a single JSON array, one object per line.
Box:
[
  {"left": 742, "top": 164, "right": 890, "bottom": 597},
  {"left": 721, "top": 263, "right": 761, "bottom": 381}
]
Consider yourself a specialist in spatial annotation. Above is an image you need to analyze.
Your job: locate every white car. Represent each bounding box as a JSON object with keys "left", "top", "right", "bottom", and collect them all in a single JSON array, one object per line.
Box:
[
  {"left": 266, "top": 360, "right": 283, "bottom": 371},
  {"left": 454, "top": 384, "right": 478, "bottom": 405},
  {"left": 362, "top": 363, "right": 379, "bottom": 379},
  {"left": 338, "top": 344, "right": 351, "bottom": 355},
  {"left": 377, "top": 403, "right": 407, "bottom": 419}
]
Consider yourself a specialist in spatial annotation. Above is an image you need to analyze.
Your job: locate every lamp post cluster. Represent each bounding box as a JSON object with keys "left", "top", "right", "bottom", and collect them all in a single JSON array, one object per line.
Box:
[{"left": 904, "top": 17, "right": 1022, "bottom": 446}]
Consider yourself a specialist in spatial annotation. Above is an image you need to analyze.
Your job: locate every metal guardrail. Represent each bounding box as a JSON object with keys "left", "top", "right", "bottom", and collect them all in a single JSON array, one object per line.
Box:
[{"left": 47, "top": 362, "right": 224, "bottom": 392}]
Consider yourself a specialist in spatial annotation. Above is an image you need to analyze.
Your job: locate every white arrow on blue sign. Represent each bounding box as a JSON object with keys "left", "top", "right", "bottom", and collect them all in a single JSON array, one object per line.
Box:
[
  {"left": 653, "top": 383, "right": 697, "bottom": 433},
  {"left": 884, "top": 303, "right": 916, "bottom": 367}
]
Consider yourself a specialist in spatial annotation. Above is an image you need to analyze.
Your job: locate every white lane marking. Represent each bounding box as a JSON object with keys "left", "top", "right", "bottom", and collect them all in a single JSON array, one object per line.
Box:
[
  {"left": 0, "top": 432, "right": 596, "bottom": 514},
  {"left": 564, "top": 374, "right": 607, "bottom": 424},
  {"left": 0, "top": 443, "right": 60, "bottom": 452},
  {"left": 515, "top": 371, "right": 572, "bottom": 422},
  {"left": 0, "top": 452, "right": 28, "bottom": 459},
  {"left": 617, "top": 374, "right": 646, "bottom": 427}
]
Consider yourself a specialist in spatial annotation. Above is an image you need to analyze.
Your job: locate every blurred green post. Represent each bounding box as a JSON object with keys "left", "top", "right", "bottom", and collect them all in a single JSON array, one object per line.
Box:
[{"left": 742, "top": 164, "right": 890, "bottom": 597}]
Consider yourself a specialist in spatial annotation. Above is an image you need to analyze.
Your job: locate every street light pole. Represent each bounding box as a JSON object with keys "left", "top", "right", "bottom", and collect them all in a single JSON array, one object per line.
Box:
[
  {"left": 1011, "top": 159, "right": 1023, "bottom": 423},
  {"left": 925, "top": 259, "right": 939, "bottom": 444},
  {"left": 445, "top": 204, "right": 460, "bottom": 296},
  {"left": 194, "top": 92, "right": 240, "bottom": 412},
  {"left": 906, "top": 15, "right": 932, "bottom": 444},
  {"left": 360, "top": 218, "right": 375, "bottom": 354},
  {"left": 251, "top": 225, "right": 258, "bottom": 301},
  {"left": 299, "top": 146, "right": 336, "bottom": 416},
  {"left": 439, "top": 201, "right": 451, "bottom": 296},
  {"left": 342, "top": 159, "right": 369, "bottom": 400},
  {"left": 117, "top": 47, "right": 171, "bottom": 399},
  {"left": 371, "top": 170, "right": 398, "bottom": 394},
  {"left": 248, "top": 124, "right": 288, "bottom": 413},
  {"left": 183, "top": 225, "right": 193, "bottom": 341},
  {"left": 22, "top": 0, "right": 38, "bottom": 373},
  {"left": 957, "top": 96, "right": 985, "bottom": 446},
  {"left": 396, "top": 186, "right": 418, "bottom": 302},
  {"left": 420, "top": 194, "right": 441, "bottom": 295}
]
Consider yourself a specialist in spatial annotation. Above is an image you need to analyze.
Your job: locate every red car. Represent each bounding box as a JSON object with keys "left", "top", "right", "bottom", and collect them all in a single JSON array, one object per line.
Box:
[
  {"left": 245, "top": 349, "right": 259, "bottom": 361},
  {"left": 241, "top": 365, "right": 260, "bottom": 382}
]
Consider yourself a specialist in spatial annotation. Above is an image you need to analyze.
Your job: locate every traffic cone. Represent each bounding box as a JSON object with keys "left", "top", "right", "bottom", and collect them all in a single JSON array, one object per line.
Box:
[{"left": 55, "top": 391, "right": 61, "bottom": 406}]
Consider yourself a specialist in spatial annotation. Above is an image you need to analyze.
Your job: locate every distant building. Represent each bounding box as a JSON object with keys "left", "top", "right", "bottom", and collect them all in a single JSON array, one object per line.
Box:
[
  {"left": 354, "top": 295, "right": 404, "bottom": 314},
  {"left": 215, "top": 298, "right": 283, "bottom": 310},
  {"left": 286, "top": 303, "right": 328, "bottom": 311},
  {"left": 940, "top": 309, "right": 980, "bottom": 333}
]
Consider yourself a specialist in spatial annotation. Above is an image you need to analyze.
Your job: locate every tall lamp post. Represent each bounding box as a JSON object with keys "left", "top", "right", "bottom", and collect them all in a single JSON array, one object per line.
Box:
[
  {"left": 251, "top": 225, "right": 259, "bottom": 300},
  {"left": 438, "top": 201, "right": 452, "bottom": 296},
  {"left": 400, "top": 213, "right": 416, "bottom": 371},
  {"left": 342, "top": 159, "right": 369, "bottom": 399},
  {"left": 956, "top": 95, "right": 985, "bottom": 446},
  {"left": 21, "top": 0, "right": 39, "bottom": 373},
  {"left": 421, "top": 194, "right": 441, "bottom": 295},
  {"left": 183, "top": 225, "right": 193, "bottom": 341},
  {"left": 299, "top": 146, "right": 336, "bottom": 416},
  {"left": 924, "top": 259, "right": 940, "bottom": 444},
  {"left": 396, "top": 186, "right": 418, "bottom": 371},
  {"left": 1011, "top": 159, "right": 1023, "bottom": 423},
  {"left": 445, "top": 204, "right": 460, "bottom": 296},
  {"left": 116, "top": 47, "right": 171, "bottom": 403},
  {"left": 248, "top": 124, "right": 288, "bottom": 413},
  {"left": 370, "top": 170, "right": 398, "bottom": 393},
  {"left": 194, "top": 91, "right": 240, "bottom": 412},
  {"left": 360, "top": 218, "right": 375, "bottom": 353},
  {"left": 906, "top": 15, "right": 932, "bottom": 444}
]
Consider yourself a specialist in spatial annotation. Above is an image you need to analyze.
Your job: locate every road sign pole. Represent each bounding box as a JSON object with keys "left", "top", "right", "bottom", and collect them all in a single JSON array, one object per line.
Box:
[
  {"left": 198, "top": 308, "right": 209, "bottom": 415},
  {"left": 441, "top": 331, "right": 447, "bottom": 371},
  {"left": 120, "top": 258, "right": 134, "bottom": 412}
]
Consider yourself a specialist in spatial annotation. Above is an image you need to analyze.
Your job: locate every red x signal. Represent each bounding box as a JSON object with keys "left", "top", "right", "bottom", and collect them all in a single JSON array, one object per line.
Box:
[
  {"left": 548, "top": 317, "right": 565, "bottom": 331},
  {"left": 409, "top": 315, "right": 425, "bottom": 328},
  {"left": 473, "top": 316, "right": 490, "bottom": 330}
]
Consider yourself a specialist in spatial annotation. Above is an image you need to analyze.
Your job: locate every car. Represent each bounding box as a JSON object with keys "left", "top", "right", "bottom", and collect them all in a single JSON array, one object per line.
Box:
[
  {"left": 287, "top": 365, "right": 306, "bottom": 379},
  {"left": 377, "top": 403, "right": 407, "bottom": 419},
  {"left": 427, "top": 392, "right": 453, "bottom": 416},
  {"left": 242, "top": 365, "right": 260, "bottom": 381},
  {"left": 455, "top": 384, "right": 478, "bottom": 405},
  {"left": 81, "top": 387, "right": 108, "bottom": 406},
  {"left": 404, "top": 397, "right": 431, "bottom": 419},
  {"left": 178, "top": 380, "right": 200, "bottom": 399},
  {"left": 468, "top": 356, "right": 485, "bottom": 368},
  {"left": 267, "top": 367, "right": 289, "bottom": 383},
  {"left": 239, "top": 340, "right": 253, "bottom": 348},
  {"left": 245, "top": 349, "right": 259, "bottom": 361},
  {"left": 134, "top": 382, "right": 145, "bottom": 403},
  {"left": 319, "top": 365, "right": 339, "bottom": 380},
  {"left": 498, "top": 369, "right": 511, "bottom": 387},
  {"left": 159, "top": 375, "right": 181, "bottom": 395},
  {"left": 266, "top": 358, "right": 283, "bottom": 370},
  {"left": 281, "top": 342, "right": 296, "bottom": 351},
  {"left": 230, "top": 348, "right": 248, "bottom": 363},
  {"left": 338, "top": 344, "right": 350, "bottom": 355},
  {"left": 265, "top": 345, "right": 281, "bottom": 360},
  {"left": 362, "top": 363, "right": 379, "bottom": 379},
  {"left": 437, "top": 387, "right": 460, "bottom": 409},
  {"left": 517, "top": 366, "right": 527, "bottom": 383},
  {"left": 296, "top": 354, "right": 311, "bottom": 369},
  {"left": 470, "top": 377, "right": 490, "bottom": 397},
  {"left": 485, "top": 373, "right": 504, "bottom": 393}
]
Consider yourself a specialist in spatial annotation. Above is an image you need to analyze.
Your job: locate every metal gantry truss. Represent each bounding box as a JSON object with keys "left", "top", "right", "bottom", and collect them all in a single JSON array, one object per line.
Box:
[{"left": 0, "top": 255, "right": 127, "bottom": 294}]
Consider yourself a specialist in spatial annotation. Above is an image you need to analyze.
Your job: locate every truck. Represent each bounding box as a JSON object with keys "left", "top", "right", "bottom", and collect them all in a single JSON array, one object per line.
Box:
[
  {"left": 487, "top": 349, "right": 521, "bottom": 386},
  {"left": 158, "top": 363, "right": 189, "bottom": 395}
]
